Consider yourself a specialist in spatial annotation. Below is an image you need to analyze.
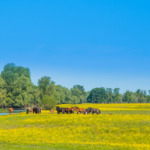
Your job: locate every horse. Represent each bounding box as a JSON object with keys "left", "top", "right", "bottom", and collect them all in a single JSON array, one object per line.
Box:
[
  {"left": 76, "top": 108, "right": 85, "bottom": 114},
  {"left": 26, "top": 107, "right": 33, "bottom": 114},
  {"left": 72, "top": 106, "right": 79, "bottom": 112},
  {"left": 85, "top": 107, "right": 93, "bottom": 114},
  {"left": 33, "top": 107, "right": 40, "bottom": 114},
  {"left": 50, "top": 109, "right": 54, "bottom": 114},
  {"left": 84, "top": 109, "right": 87, "bottom": 114},
  {"left": 38, "top": 107, "right": 42, "bottom": 113},
  {"left": 65, "top": 107, "right": 74, "bottom": 114},
  {"left": 91, "top": 108, "right": 101, "bottom": 115},
  {"left": 56, "top": 106, "right": 65, "bottom": 114},
  {"left": 9, "top": 108, "right": 13, "bottom": 114}
]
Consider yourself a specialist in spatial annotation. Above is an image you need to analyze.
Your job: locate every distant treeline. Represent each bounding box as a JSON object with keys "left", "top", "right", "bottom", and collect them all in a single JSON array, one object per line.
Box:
[{"left": 0, "top": 63, "right": 150, "bottom": 108}]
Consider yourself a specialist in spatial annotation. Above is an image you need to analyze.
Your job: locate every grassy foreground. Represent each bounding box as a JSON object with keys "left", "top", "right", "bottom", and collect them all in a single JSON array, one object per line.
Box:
[{"left": 0, "top": 103, "right": 150, "bottom": 150}]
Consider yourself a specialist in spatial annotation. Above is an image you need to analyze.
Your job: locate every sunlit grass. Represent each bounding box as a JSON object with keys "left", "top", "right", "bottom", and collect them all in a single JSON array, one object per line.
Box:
[{"left": 0, "top": 103, "right": 150, "bottom": 150}]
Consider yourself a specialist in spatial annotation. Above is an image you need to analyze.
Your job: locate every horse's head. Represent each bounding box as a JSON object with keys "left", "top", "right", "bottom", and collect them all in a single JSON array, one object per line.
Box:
[{"left": 56, "top": 106, "right": 59, "bottom": 110}]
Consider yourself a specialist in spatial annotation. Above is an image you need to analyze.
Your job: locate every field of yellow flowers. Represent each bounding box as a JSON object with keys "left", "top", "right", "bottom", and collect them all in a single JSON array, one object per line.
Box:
[{"left": 0, "top": 103, "right": 150, "bottom": 150}]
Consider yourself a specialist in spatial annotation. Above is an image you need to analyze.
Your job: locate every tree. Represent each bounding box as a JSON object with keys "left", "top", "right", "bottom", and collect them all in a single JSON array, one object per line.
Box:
[
  {"left": 63, "top": 87, "right": 73, "bottom": 104},
  {"left": 72, "top": 85, "right": 86, "bottom": 103},
  {"left": 41, "top": 95, "right": 57, "bottom": 110},
  {"left": 106, "top": 88, "right": 113, "bottom": 103},
  {"left": 55, "top": 85, "right": 66, "bottom": 104},
  {"left": 87, "top": 87, "right": 106, "bottom": 103},
  {"left": 1, "top": 63, "right": 30, "bottom": 89},
  {"left": 38, "top": 76, "right": 51, "bottom": 95},
  {"left": 113, "top": 88, "right": 121, "bottom": 103},
  {"left": 135, "top": 89, "right": 146, "bottom": 103},
  {"left": 12, "top": 76, "right": 32, "bottom": 107},
  {"left": 0, "top": 76, "right": 7, "bottom": 108},
  {"left": 123, "top": 91, "right": 136, "bottom": 103},
  {"left": 73, "top": 85, "right": 84, "bottom": 92}
]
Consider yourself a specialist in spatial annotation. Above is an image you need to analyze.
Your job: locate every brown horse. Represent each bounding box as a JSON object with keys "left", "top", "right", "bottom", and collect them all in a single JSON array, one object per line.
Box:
[
  {"left": 72, "top": 106, "right": 79, "bottom": 110},
  {"left": 65, "top": 108, "right": 74, "bottom": 114},
  {"left": 9, "top": 108, "right": 13, "bottom": 114},
  {"left": 38, "top": 107, "right": 42, "bottom": 113},
  {"left": 50, "top": 109, "right": 54, "bottom": 114},
  {"left": 72, "top": 107, "right": 79, "bottom": 113},
  {"left": 76, "top": 108, "right": 85, "bottom": 114}
]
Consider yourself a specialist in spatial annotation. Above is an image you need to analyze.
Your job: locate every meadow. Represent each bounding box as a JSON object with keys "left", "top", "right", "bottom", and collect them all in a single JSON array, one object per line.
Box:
[{"left": 0, "top": 103, "right": 150, "bottom": 150}]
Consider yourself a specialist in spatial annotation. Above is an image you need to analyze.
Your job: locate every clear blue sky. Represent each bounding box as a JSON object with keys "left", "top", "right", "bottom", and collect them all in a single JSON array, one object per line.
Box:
[{"left": 0, "top": 0, "right": 150, "bottom": 94}]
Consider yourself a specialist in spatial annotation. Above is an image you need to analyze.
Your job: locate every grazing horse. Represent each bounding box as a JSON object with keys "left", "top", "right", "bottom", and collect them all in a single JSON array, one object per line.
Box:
[
  {"left": 26, "top": 107, "right": 33, "bottom": 114},
  {"left": 72, "top": 106, "right": 79, "bottom": 110},
  {"left": 56, "top": 106, "right": 61, "bottom": 114},
  {"left": 65, "top": 108, "right": 74, "bottom": 114},
  {"left": 50, "top": 109, "right": 54, "bottom": 114},
  {"left": 33, "top": 107, "right": 38, "bottom": 114},
  {"left": 56, "top": 106, "right": 65, "bottom": 114},
  {"left": 76, "top": 108, "right": 85, "bottom": 114},
  {"left": 72, "top": 106, "right": 79, "bottom": 112},
  {"left": 84, "top": 109, "right": 88, "bottom": 114},
  {"left": 9, "top": 108, "right": 13, "bottom": 114},
  {"left": 85, "top": 107, "right": 93, "bottom": 114},
  {"left": 38, "top": 107, "right": 42, "bottom": 113},
  {"left": 91, "top": 108, "right": 101, "bottom": 115}
]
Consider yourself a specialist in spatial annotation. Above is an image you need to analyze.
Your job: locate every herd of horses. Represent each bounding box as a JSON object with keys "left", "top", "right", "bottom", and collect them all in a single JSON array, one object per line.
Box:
[
  {"left": 8, "top": 107, "right": 42, "bottom": 114},
  {"left": 56, "top": 106, "right": 101, "bottom": 115},
  {"left": 26, "top": 107, "right": 42, "bottom": 114},
  {"left": 8, "top": 106, "right": 101, "bottom": 115}
]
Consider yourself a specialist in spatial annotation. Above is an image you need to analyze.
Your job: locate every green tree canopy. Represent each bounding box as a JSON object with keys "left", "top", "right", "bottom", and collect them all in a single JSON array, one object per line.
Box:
[{"left": 38, "top": 76, "right": 51, "bottom": 94}]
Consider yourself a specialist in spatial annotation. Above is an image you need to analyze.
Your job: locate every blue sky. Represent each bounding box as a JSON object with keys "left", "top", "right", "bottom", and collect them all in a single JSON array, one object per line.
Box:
[{"left": 0, "top": 0, "right": 150, "bottom": 94}]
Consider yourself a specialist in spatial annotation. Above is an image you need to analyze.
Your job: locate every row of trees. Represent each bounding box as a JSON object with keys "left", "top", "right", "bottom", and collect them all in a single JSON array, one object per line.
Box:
[
  {"left": 87, "top": 88, "right": 150, "bottom": 103},
  {"left": 0, "top": 63, "right": 150, "bottom": 109}
]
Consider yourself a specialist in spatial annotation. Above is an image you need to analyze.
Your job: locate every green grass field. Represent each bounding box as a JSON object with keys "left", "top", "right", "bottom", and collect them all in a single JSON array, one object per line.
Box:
[{"left": 0, "top": 103, "right": 150, "bottom": 150}]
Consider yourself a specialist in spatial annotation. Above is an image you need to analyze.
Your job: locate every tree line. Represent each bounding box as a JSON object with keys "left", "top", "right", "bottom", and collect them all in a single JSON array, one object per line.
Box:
[{"left": 0, "top": 63, "right": 149, "bottom": 109}]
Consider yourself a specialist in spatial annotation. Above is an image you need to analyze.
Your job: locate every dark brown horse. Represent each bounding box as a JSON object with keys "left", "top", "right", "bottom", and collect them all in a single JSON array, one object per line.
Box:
[
  {"left": 65, "top": 107, "right": 74, "bottom": 114},
  {"left": 56, "top": 106, "right": 65, "bottom": 114},
  {"left": 9, "top": 108, "right": 13, "bottom": 114},
  {"left": 33, "top": 107, "right": 42, "bottom": 114}
]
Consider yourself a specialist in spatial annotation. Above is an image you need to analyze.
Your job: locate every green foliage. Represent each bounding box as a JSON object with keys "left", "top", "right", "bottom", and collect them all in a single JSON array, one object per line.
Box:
[
  {"left": 1, "top": 63, "right": 150, "bottom": 107},
  {"left": 38, "top": 76, "right": 51, "bottom": 95},
  {"left": 71, "top": 85, "right": 86, "bottom": 103},
  {"left": 0, "top": 76, "right": 7, "bottom": 108},
  {"left": 41, "top": 95, "right": 57, "bottom": 109},
  {"left": 1, "top": 63, "right": 30, "bottom": 87},
  {"left": 87, "top": 87, "right": 106, "bottom": 103}
]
